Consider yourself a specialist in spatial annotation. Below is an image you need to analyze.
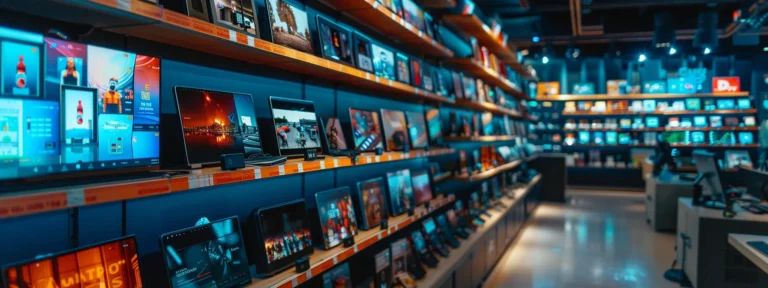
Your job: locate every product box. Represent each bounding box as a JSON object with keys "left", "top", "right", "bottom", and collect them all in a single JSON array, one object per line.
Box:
[
  {"left": 572, "top": 83, "right": 595, "bottom": 95},
  {"left": 643, "top": 81, "right": 666, "bottom": 94}
]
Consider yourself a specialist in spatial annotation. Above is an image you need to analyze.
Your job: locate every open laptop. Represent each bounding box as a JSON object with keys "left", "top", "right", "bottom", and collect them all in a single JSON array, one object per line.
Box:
[{"left": 174, "top": 86, "right": 285, "bottom": 168}]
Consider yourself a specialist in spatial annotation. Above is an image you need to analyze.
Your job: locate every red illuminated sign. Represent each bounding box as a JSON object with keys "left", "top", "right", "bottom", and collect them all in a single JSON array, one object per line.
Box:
[{"left": 712, "top": 77, "right": 740, "bottom": 93}]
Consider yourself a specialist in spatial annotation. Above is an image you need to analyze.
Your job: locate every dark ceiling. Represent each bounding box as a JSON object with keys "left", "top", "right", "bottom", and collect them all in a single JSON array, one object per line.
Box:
[{"left": 473, "top": 0, "right": 749, "bottom": 47}]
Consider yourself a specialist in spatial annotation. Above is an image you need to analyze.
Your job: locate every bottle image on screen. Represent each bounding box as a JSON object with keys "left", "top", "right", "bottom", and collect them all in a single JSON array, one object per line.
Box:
[
  {"left": 16, "top": 55, "right": 26, "bottom": 89},
  {"left": 77, "top": 100, "right": 84, "bottom": 125}
]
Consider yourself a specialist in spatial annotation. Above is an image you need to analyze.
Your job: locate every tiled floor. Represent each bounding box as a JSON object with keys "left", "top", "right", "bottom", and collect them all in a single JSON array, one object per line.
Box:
[{"left": 484, "top": 190, "right": 679, "bottom": 288}]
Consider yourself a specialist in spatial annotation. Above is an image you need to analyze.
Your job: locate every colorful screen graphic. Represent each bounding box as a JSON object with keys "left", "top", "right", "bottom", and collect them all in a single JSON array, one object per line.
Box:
[
  {"left": 381, "top": 109, "right": 410, "bottom": 151},
  {"left": 324, "top": 117, "right": 348, "bottom": 150},
  {"left": 357, "top": 178, "right": 386, "bottom": 229},
  {"left": 161, "top": 217, "right": 251, "bottom": 288},
  {"left": 349, "top": 108, "right": 383, "bottom": 151},
  {"left": 425, "top": 109, "right": 442, "bottom": 144},
  {"left": 405, "top": 111, "right": 428, "bottom": 148},
  {"left": 270, "top": 97, "right": 320, "bottom": 154},
  {"left": 0, "top": 27, "right": 160, "bottom": 182},
  {"left": 386, "top": 169, "right": 415, "bottom": 216},
  {"left": 258, "top": 201, "right": 313, "bottom": 265},
  {"left": 411, "top": 170, "right": 433, "bottom": 205},
  {"left": 315, "top": 187, "right": 358, "bottom": 249},
  {"left": 3, "top": 236, "right": 143, "bottom": 288},
  {"left": 322, "top": 262, "right": 352, "bottom": 288}
]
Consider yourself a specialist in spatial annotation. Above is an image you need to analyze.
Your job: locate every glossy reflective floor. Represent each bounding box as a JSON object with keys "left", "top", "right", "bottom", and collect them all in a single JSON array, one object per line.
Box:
[{"left": 485, "top": 190, "right": 678, "bottom": 288}]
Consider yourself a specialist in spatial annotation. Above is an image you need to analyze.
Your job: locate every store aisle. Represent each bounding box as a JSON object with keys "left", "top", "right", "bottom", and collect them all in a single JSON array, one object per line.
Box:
[{"left": 484, "top": 190, "right": 678, "bottom": 288}]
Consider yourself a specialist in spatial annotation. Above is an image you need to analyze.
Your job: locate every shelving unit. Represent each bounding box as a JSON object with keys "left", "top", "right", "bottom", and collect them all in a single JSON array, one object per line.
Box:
[
  {"left": 442, "top": 14, "right": 516, "bottom": 61},
  {"left": 562, "top": 109, "right": 757, "bottom": 116},
  {"left": 250, "top": 195, "right": 456, "bottom": 288},
  {"left": 562, "top": 127, "right": 759, "bottom": 132},
  {"left": 449, "top": 99, "right": 524, "bottom": 118},
  {"left": 445, "top": 58, "right": 526, "bottom": 99},
  {"left": 0, "top": 149, "right": 454, "bottom": 219},
  {"left": 454, "top": 160, "right": 523, "bottom": 182},
  {"left": 562, "top": 143, "right": 760, "bottom": 148},
  {"left": 535, "top": 92, "right": 750, "bottom": 101},
  {"left": 318, "top": 0, "right": 454, "bottom": 58},
  {"left": 416, "top": 175, "right": 541, "bottom": 287},
  {"left": 444, "top": 135, "right": 517, "bottom": 142},
  {"left": 9, "top": 0, "right": 453, "bottom": 106}
]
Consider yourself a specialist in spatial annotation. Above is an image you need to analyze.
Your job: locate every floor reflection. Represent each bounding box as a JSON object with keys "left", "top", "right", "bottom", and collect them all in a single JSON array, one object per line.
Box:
[{"left": 484, "top": 190, "right": 677, "bottom": 288}]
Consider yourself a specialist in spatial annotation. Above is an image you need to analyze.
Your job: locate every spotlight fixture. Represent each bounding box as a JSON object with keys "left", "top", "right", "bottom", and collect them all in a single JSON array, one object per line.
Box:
[
  {"left": 639, "top": 54, "right": 647, "bottom": 62},
  {"left": 532, "top": 35, "right": 540, "bottom": 43},
  {"left": 703, "top": 47, "right": 711, "bottom": 55},
  {"left": 669, "top": 47, "right": 677, "bottom": 55},
  {"left": 763, "top": 47, "right": 768, "bottom": 52},
  {"left": 542, "top": 56, "right": 550, "bottom": 64}
]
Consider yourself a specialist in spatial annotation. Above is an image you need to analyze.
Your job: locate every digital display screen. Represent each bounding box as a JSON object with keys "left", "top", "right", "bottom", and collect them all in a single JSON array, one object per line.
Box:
[
  {"left": 160, "top": 217, "right": 251, "bottom": 288},
  {"left": 381, "top": 109, "right": 410, "bottom": 151},
  {"left": 373, "top": 248, "right": 391, "bottom": 288},
  {"left": 176, "top": 87, "right": 260, "bottom": 166},
  {"left": 390, "top": 238, "right": 409, "bottom": 279},
  {"left": 386, "top": 169, "right": 415, "bottom": 216},
  {"left": 324, "top": 117, "right": 348, "bottom": 150},
  {"left": 425, "top": 109, "right": 442, "bottom": 144},
  {"left": 402, "top": 0, "right": 426, "bottom": 32},
  {"left": 356, "top": 177, "right": 387, "bottom": 229},
  {"left": 3, "top": 236, "right": 142, "bottom": 288},
  {"left": 395, "top": 53, "right": 410, "bottom": 84},
  {"left": 411, "top": 170, "right": 433, "bottom": 205},
  {"left": 266, "top": 0, "right": 313, "bottom": 53},
  {"left": 422, "top": 218, "right": 437, "bottom": 235},
  {"left": 405, "top": 111, "right": 428, "bottom": 148},
  {"left": 410, "top": 231, "right": 429, "bottom": 254},
  {"left": 270, "top": 97, "right": 320, "bottom": 156},
  {"left": 0, "top": 27, "right": 161, "bottom": 182},
  {"left": 322, "top": 262, "right": 351, "bottom": 288},
  {"left": 445, "top": 209, "right": 459, "bottom": 228},
  {"left": 318, "top": 17, "right": 352, "bottom": 65},
  {"left": 371, "top": 44, "right": 395, "bottom": 80},
  {"left": 349, "top": 108, "right": 383, "bottom": 151},
  {"left": 315, "top": 187, "right": 358, "bottom": 249},
  {"left": 258, "top": 200, "right": 313, "bottom": 266}
]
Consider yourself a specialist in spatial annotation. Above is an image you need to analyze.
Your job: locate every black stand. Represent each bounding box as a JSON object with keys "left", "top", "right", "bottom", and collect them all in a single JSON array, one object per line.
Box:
[
  {"left": 407, "top": 209, "right": 415, "bottom": 216},
  {"left": 424, "top": 145, "right": 430, "bottom": 151},
  {"left": 403, "top": 145, "right": 410, "bottom": 153},
  {"left": 295, "top": 257, "right": 310, "bottom": 273},
  {"left": 380, "top": 219, "right": 388, "bottom": 230},
  {"left": 375, "top": 147, "right": 383, "bottom": 155},
  {"left": 343, "top": 237, "right": 355, "bottom": 247},
  {"left": 304, "top": 149, "right": 318, "bottom": 161}
]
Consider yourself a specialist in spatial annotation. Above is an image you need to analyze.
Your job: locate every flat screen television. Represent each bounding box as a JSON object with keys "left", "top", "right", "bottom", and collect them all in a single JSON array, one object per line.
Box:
[
  {"left": 2, "top": 236, "right": 143, "bottom": 288},
  {"left": 352, "top": 33, "right": 373, "bottom": 72},
  {"left": 315, "top": 187, "right": 358, "bottom": 249},
  {"left": 349, "top": 108, "right": 384, "bottom": 151},
  {"left": 402, "top": 0, "right": 426, "bottom": 32},
  {"left": 381, "top": 109, "right": 410, "bottom": 151},
  {"left": 0, "top": 28, "right": 161, "bottom": 183},
  {"left": 251, "top": 199, "right": 313, "bottom": 275},
  {"left": 386, "top": 169, "right": 415, "bottom": 216},
  {"left": 425, "top": 109, "right": 443, "bottom": 145},
  {"left": 175, "top": 87, "right": 260, "bottom": 167},
  {"left": 317, "top": 16, "right": 353, "bottom": 66},
  {"left": 210, "top": 0, "right": 259, "bottom": 36},
  {"left": 396, "top": 53, "right": 410, "bottom": 84},
  {"left": 355, "top": 177, "right": 388, "bottom": 230},
  {"left": 265, "top": 0, "right": 313, "bottom": 53},
  {"left": 160, "top": 217, "right": 251, "bottom": 288},
  {"left": 405, "top": 111, "right": 428, "bottom": 148},
  {"left": 411, "top": 169, "right": 434, "bottom": 206},
  {"left": 322, "top": 262, "right": 351, "bottom": 288},
  {"left": 269, "top": 97, "right": 321, "bottom": 157},
  {"left": 372, "top": 44, "right": 395, "bottom": 80}
]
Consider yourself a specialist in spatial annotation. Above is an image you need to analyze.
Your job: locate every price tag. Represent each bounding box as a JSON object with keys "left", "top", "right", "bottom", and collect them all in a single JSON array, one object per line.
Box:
[
  {"left": 353, "top": 245, "right": 359, "bottom": 253},
  {"left": 247, "top": 36, "right": 254, "bottom": 47},
  {"left": 333, "top": 159, "right": 339, "bottom": 168},
  {"left": 278, "top": 165, "right": 285, "bottom": 175},
  {"left": 67, "top": 189, "right": 85, "bottom": 206},
  {"left": 432, "top": 39, "right": 436, "bottom": 45},
  {"left": 375, "top": 156, "right": 380, "bottom": 162},
  {"left": 418, "top": 31, "right": 423, "bottom": 37},
  {"left": 391, "top": 13, "right": 397, "bottom": 21},
  {"left": 320, "top": 161, "right": 326, "bottom": 169},
  {"left": 372, "top": 1, "right": 379, "bottom": 8},
  {"left": 415, "top": 87, "right": 420, "bottom": 94},
  {"left": 375, "top": 76, "right": 380, "bottom": 82},
  {"left": 116, "top": 0, "right": 131, "bottom": 11},
  {"left": 254, "top": 169, "right": 262, "bottom": 179},
  {"left": 228, "top": 30, "right": 236, "bottom": 42},
  {"left": 297, "top": 163, "right": 304, "bottom": 173},
  {"left": 365, "top": 72, "right": 370, "bottom": 80},
  {"left": 388, "top": 155, "right": 392, "bottom": 161},
  {"left": 333, "top": 257, "right": 338, "bottom": 265},
  {"left": 388, "top": 80, "right": 392, "bottom": 86},
  {"left": 366, "top": 156, "right": 372, "bottom": 163}
]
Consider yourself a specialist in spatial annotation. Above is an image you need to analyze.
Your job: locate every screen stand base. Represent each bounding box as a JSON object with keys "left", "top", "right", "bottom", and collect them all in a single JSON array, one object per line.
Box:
[
  {"left": 295, "top": 257, "right": 310, "bottom": 273},
  {"left": 343, "top": 237, "right": 355, "bottom": 247},
  {"left": 380, "top": 219, "right": 389, "bottom": 230},
  {"left": 408, "top": 209, "right": 415, "bottom": 216}
]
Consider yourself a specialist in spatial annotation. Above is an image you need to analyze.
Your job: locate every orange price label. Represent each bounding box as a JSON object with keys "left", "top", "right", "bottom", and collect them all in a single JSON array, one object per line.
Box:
[
  {"left": 169, "top": 177, "right": 190, "bottom": 192},
  {"left": 213, "top": 169, "right": 256, "bottom": 185},
  {"left": 302, "top": 161, "right": 321, "bottom": 172},
  {"left": 260, "top": 166, "right": 281, "bottom": 178},
  {"left": 90, "top": 0, "right": 117, "bottom": 8},
  {"left": 84, "top": 179, "right": 169, "bottom": 205},
  {"left": 0, "top": 192, "right": 68, "bottom": 218},
  {"left": 253, "top": 39, "right": 271, "bottom": 51},
  {"left": 163, "top": 11, "right": 192, "bottom": 29},
  {"left": 214, "top": 27, "right": 230, "bottom": 39},
  {"left": 235, "top": 33, "right": 248, "bottom": 45}
]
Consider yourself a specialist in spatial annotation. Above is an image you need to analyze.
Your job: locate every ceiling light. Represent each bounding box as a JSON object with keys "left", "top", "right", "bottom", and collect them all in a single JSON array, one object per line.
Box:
[
  {"left": 669, "top": 47, "right": 677, "bottom": 55},
  {"left": 542, "top": 56, "right": 549, "bottom": 64},
  {"left": 763, "top": 47, "right": 768, "bottom": 52},
  {"left": 703, "top": 47, "right": 711, "bottom": 55},
  {"left": 532, "top": 36, "right": 540, "bottom": 43},
  {"left": 638, "top": 54, "right": 647, "bottom": 62}
]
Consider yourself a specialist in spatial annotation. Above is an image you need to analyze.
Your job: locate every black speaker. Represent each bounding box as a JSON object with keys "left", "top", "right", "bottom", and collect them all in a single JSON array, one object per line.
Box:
[
  {"left": 220, "top": 153, "right": 245, "bottom": 171},
  {"left": 653, "top": 12, "right": 675, "bottom": 48},
  {"left": 694, "top": 10, "right": 718, "bottom": 49}
]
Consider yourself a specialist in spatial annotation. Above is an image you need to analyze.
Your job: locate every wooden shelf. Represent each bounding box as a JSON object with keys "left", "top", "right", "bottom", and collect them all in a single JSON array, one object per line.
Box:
[
  {"left": 416, "top": 175, "right": 541, "bottom": 287},
  {"left": 450, "top": 99, "right": 524, "bottom": 117},
  {"left": 15, "top": 0, "right": 452, "bottom": 106},
  {"left": 562, "top": 126, "right": 759, "bottom": 132},
  {"left": 445, "top": 58, "right": 526, "bottom": 99},
  {"left": 562, "top": 109, "right": 757, "bottom": 116},
  {"left": 415, "top": 0, "right": 457, "bottom": 8},
  {"left": 444, "top": 135, "right": 516, "bottom": 142},
  {"left": 249, "top": 195, "right": 455, "bottom": 288},
  {"left": 0, "top": 149, "right": 455, "bottom": 219},
  {"left": 507, "top": 62, "right": 538, "bottom": 81},
  {"left": 319, "top": 0, "right": 454, "bottom": 58},
  {"left": 453, "top": 160, "right": 523, "bottom": 182},
  {"left": 536, "top": 92, "right": 750, "bottom": 101},
  {"left": 433, "top": 172, "right": 453, "bottom": 183},
  {"left": 443, "top": 14, "right": 515, "bottom": 61},
  {"left": 563, "top": 143, "right": 759, "bottom": 148}
]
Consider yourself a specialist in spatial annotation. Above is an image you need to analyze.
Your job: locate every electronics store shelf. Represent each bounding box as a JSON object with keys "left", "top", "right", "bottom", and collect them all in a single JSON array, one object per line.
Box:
[
  {"left": 562, "top": 143, "right": 760, "bottom": 148},
  {"left": 535, "top": 92, "right": 751, "bottom": 101},
  {"left": 450, "top": 99, "right": 524, "bottom": 118},
  {"left": 318, "top": 0, "right": 454, "bottom": 58},
  {"left": 0, "top": 149, "right": 455, "bottom": 219},
  {"left": 415, "top": 0, "right": 458, "bottom": 9},
  {"left": 507, "top": 62, "right": 538, "bottom": 81},
  {"left": 416, "top": 175, "right": 542, "bottom": 288},
  {"left": 433, "top": 172, "right": 454, "bottom": 183},
  {"left": 444, "top": 135, "right": 517, "bottom": 142},
  {"left": 728, "top": 234, "right": 768, "bottom": 274},
  {"left": 453, "top": 160, "right": 524, "bottom": 182},
  {"left": 562, "top": 127, "right": 760, "bottom": 132},
  {"left": 442, "top": 14, "right": 516, "bottom": 61},
  {"left": 11, "top": 0, "right": 453, "bottom": 105},
  {"left": 562, "top": 109, "right": 757, "bottom": 116},
  {"left": 445, "top": 58, "right": 527, "bottom": 99},
  {"left": 249, "top": 195, "right": 456, "bottom": 288}
]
